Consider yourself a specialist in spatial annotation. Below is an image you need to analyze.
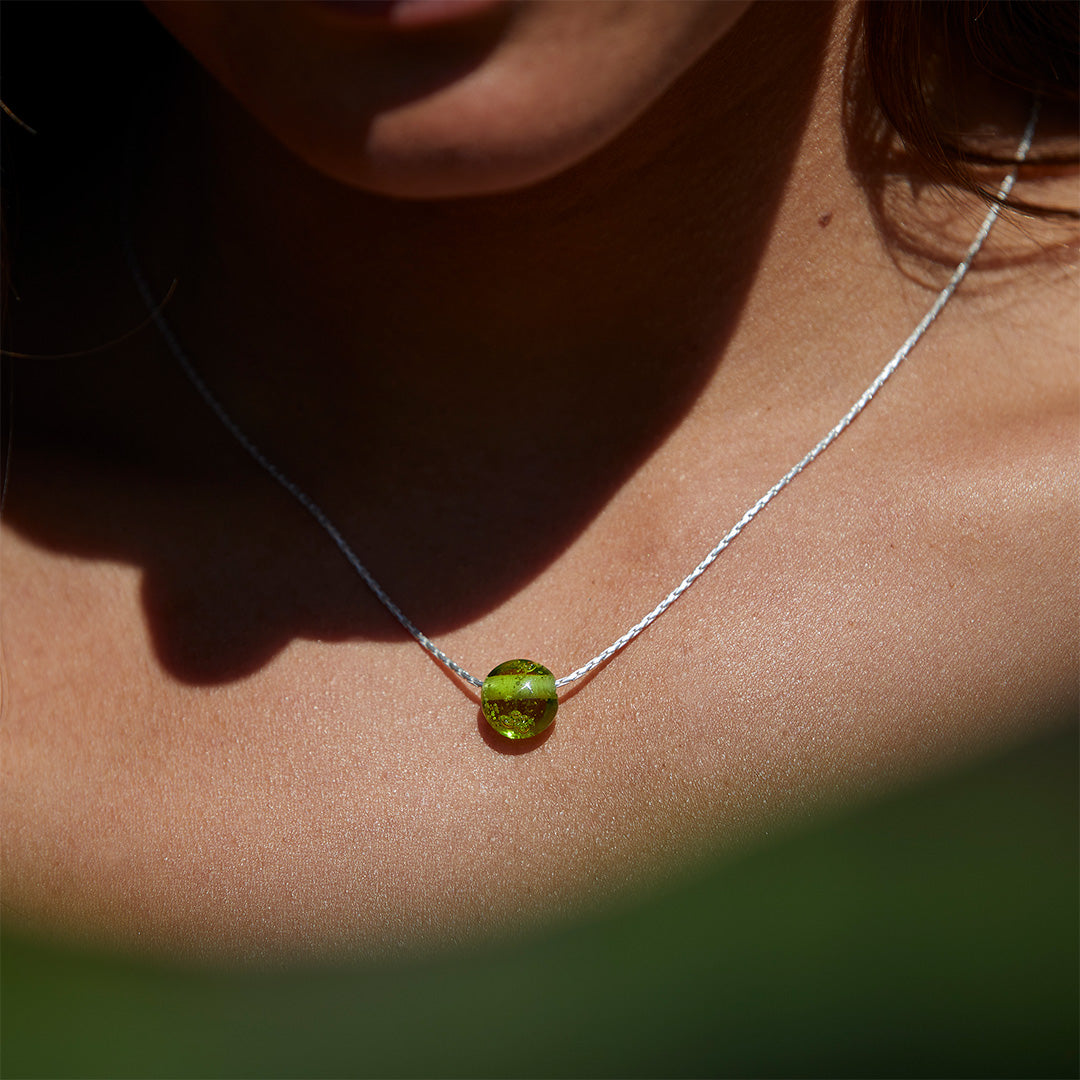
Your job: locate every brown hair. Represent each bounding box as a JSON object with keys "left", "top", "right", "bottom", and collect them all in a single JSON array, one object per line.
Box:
[{"left": 860, "top": 0, "right": 1078, "bottom": 215}]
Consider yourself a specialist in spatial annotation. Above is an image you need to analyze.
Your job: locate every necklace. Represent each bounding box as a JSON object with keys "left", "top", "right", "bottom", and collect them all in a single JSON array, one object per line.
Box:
[{"left": 129, "top": 110, "right": 1036, "bottom": 741}]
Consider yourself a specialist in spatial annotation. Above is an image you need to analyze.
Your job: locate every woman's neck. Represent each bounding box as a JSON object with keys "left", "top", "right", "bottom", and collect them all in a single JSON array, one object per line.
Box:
[{"left": 135, "top": 3, "right": 852, "bottom": 459}]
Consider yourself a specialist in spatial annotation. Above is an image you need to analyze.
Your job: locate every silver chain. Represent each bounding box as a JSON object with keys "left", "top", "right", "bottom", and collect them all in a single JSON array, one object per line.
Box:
[{"left": 129, "top": 105, "right": 1037, "bottom": 692}]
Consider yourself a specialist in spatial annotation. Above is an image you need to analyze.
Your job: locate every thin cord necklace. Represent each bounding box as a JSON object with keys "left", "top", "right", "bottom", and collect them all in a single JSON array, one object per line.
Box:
[{"left": 129, "top": 108, "right": 1036, "bottom": 741}]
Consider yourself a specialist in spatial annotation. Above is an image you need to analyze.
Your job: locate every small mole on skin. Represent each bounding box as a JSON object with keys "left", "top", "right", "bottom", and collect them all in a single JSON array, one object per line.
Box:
[{"left": 817, "top": 211, "right": 833, "bottom": 227}]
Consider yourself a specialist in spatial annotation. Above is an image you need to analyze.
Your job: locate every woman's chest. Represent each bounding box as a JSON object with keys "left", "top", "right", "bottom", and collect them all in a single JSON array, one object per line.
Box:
[{"left": 3, "top": 448, "right": 1073, "bottom": 961}]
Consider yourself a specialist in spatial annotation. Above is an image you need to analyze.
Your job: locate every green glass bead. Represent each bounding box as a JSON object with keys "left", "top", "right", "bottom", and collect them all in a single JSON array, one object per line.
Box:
[{"left": 481, "top": 659, "right": 558, "bottom": 740}]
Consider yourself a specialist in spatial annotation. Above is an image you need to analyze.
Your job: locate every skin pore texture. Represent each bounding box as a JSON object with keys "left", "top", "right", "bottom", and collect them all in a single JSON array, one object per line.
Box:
[{"left": 1, "top": 1, "right": 1076, "bottom": 964}]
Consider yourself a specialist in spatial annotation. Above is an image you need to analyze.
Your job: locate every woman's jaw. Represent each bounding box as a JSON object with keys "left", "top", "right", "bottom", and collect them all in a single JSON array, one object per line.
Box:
[{"left": 145, "top": 0, "right": 752, "bottom": 198}]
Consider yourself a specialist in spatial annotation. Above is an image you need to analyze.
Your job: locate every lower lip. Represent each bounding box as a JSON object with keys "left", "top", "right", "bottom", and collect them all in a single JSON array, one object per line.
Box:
[{"left": 314, "top": 0, "right": 506, "bottom": 30}]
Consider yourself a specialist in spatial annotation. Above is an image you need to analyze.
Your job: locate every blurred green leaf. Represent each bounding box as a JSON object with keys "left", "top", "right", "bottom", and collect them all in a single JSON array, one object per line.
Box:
[{"left": 4, "top": 727, "right": 1076, "bottom": 1079}]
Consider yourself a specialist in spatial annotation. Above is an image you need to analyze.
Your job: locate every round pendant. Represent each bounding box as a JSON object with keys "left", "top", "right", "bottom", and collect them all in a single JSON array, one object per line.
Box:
[{"left": 481, "top": 659, "right": 558, "bottom": 739}]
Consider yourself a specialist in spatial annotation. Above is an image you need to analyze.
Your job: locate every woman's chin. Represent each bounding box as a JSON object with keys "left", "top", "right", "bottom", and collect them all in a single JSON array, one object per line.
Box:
[
  {"left": 290, "top": 128, "right": 606, "bottom": 200},
  {"left": 232, "top": 78, "right": 638, "bottom": 199},
  {"left": 151, "top": 0, "right": 751, "bottom": 199}
]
